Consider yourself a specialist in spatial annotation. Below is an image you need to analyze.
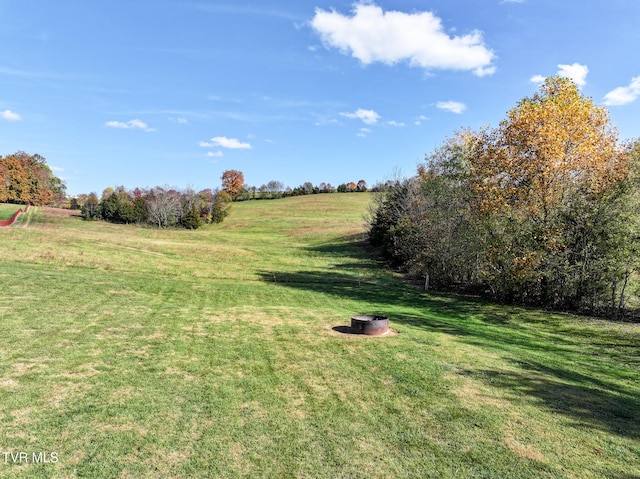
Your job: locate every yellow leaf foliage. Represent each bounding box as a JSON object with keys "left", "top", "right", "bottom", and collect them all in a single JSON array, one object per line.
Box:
[{"left": 470, "top": 77, "right": 629, "bottom": 221}]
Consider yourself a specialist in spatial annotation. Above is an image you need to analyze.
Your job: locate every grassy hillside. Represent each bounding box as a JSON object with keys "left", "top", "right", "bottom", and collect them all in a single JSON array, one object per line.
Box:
[
  {"left": 0, "top": 203, "right": 26, "bottom": 220},
  {"left": 0, "top": 196, "right": 638, "bottom": 478}
]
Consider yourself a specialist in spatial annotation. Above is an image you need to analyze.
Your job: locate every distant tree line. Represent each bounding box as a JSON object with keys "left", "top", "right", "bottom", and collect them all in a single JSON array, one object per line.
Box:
[
  {"left": 369, "top": 77, "right": 640, "bottom": 318},
  {"left": 0, "top": 151, "right": 66, "bottom": 206},
  {"left": 74, "top": 170, "right": 379, "bottom": 229},
  {"left": 79, "top": 186, "right": 231, "bottom": 229},
  {"left": 220, "top": 169, "right": 382, "bottom": 202}
]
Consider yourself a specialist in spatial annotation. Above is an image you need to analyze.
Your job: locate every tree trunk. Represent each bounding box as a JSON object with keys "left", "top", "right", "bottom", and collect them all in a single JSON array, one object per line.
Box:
[{"left": 617, "top": 269, "right": 630, "bottom": 316}]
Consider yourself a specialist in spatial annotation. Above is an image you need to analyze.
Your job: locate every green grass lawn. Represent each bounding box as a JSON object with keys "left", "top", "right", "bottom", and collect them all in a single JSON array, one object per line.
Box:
[
  {"left": 0, "top": 203, "right": 25, "bottom": 220},
  {"left": 0, "top": 195, "right": 638, "bottom": 478}
]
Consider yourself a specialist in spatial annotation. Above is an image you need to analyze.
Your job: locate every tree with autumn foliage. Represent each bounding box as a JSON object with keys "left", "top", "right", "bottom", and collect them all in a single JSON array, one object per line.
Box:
[
  {"left": 467, "top": 77, "right": 633, "bottom": 306},
  {"left": 80, "top": 184, "right": 233, "bottom": 229},
  {"left": 196, "top": 188, "right": 231, "bottom": 223},
  {"left": 370, "top": 77, "right": 639, "bottom": 317},
  {"left": 221, "top": 169, "right": 245, "bottom": 200},
  {"left": 0, "top": 151, "right": 66, "bottom": 205},
  {"left": 470, "top": 77, "right": 627, "bottom": 221}
]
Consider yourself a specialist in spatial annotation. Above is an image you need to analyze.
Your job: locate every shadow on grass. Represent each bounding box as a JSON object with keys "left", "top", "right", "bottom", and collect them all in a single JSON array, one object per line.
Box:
[
  {"left": 466, "top": 361, "right": 640, "bottom": 440},
  {"left": 332, "top": 326, "right": 353, "bottom": 334},
  {"left": 258, "top": 237, "right": 640, "bottom": 441}
]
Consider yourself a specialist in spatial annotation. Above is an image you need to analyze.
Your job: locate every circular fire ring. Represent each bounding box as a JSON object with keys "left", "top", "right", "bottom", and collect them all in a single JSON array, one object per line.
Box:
[{"left": 350, "top": 315, "right": 389, "bottom": 336}]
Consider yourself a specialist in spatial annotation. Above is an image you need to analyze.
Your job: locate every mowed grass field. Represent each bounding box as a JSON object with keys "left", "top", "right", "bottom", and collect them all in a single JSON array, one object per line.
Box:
[
  {"left": 0, "top": 203, "right": 26, "bottom": 220},
  {"left": 0, "top": 194, "right": 638, "bottom": 478}
]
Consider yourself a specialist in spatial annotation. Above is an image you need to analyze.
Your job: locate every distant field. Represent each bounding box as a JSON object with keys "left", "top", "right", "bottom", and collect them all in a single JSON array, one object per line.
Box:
[{"left": 0, "top": 195, "right": 638, "bottom": 478}]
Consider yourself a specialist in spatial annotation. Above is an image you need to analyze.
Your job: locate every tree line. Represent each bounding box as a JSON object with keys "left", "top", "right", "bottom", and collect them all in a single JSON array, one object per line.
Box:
[
  {"left": 79, "top": 186, "right": 231, "bottom": 229},
  {"left": 76, "top": 171, "right": 377, "bottom": 229},
  {"left": 0, "top": 151, "right": 66, "bottom": 206},
  {"left": 220, "top": 169, "right": 378, "bottom": 201},
  {"left": 369, "top": 77, "right": 640, "bottom": 318}
]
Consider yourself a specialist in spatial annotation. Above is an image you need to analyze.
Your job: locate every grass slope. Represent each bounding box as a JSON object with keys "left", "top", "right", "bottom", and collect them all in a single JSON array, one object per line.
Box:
[
  {"left": 0, "top": 195, "right": 638, "bottom": 478},
  {"left": 0, "top": 203, "right": 26, "bottom": 221}
]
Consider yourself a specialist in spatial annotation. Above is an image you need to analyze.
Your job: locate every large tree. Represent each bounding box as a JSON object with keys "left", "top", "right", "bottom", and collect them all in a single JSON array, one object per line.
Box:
[
  {"left": 467, "top": 77, "right": 631, "bottom": 303},
  {"left": 266, "top": 180, "right": 285, "bottom": 198},
  {"left": 146, "top": 186, "right": 181, "bottom": 228},
  {"left": 0, "top": 151, "right": 65, "bottom": 205},
  {"left": 470, "top": 77, "right": 627, "bottom": 221},
  {"left": 221, "top": 169, "right": 245, "bottom": 200}
]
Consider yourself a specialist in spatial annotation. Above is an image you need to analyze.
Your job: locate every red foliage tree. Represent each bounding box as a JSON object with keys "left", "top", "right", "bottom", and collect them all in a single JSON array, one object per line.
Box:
[{"left": 221, "top": 170, "right": 245, "bottom": 200}]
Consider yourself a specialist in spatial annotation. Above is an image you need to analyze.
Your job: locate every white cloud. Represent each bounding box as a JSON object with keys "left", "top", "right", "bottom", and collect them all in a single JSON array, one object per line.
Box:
[
  {"left": 437, "top": 101, "right": 467, "bottom": 114},
  {"left": 207, "top": 136, "right": 252, "bottom": 149},
  {"left": 387, "top": 120, "right": 405, "bottom": 127},
  {"left": 530, "top": 74, "right": 546, "bottom": 84},
  {"left": 106, "top": 119, "right": 155, "bottom": 132},
  {"left": 557, "top": 63, "right": 588, "bottom": 86},
  {"left": 603, "top": 76, "right": 640, "bottom": 106},
  {"left": 171, "top": 117, "right": 189, "bottom": 124},
  {"left": 311, "top": 3, "right": 495, "bottom": 76},
  {"left": 340, "top": 108, "right": 381, "bottom": 125},
  {"left": 529, "top": 63, "right": 589, "bottom": 88},
  {"left": 357, "top": 127, "right": 371, "bottom": 137},
  {"left": 207, "top": 151, "right": 224, "bottom": 158},
  {"left": 1, "top": 109, "right": 22, "bottom": 121}
]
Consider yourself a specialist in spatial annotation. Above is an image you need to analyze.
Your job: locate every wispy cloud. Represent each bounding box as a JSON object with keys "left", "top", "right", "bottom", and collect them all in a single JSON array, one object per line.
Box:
[
  {"left": 0, "top": 65, "right": 72, "bottom": 81},
  {"left": 414, "top": 115, "right": 429, "bottom": 126},
  {"left": 530, "top": 63, "right": 589, "bottom": 87},
  {"left": 105, "top": 119, "right": 155, "bottom": 132},
  {"left": 201, "top": 136, "right": 252, "bottom": 149},
  {"left": 603, "top": 76, "right": 640, "bottom": 106},
  {"left": 387, "top": 120, "right": 405, "bottom": 127},
  {"left": 208, "top": 95, "right": 245, "bottom": 103},
  {"left": 193, "top": 4, "right": 298, "bottom": 21},
  {"left": 0, "top": 66, "right": 35, "bottom": 78},
  {"left": 170, "top": 117, "right": 189, "bottom": 125},
  {"left": 311, "top": 2, "right": 496, "bottom": 76},
  {"left": 1, "top": 109, "right": 22, "bottom": 121},
  {"left": 357, "top": 128, "right": 371, "bottom": 137},
  {"left": 314, "top": 118, "right": 339, "bottom": 127},
  {"left": 340, "top": 108, "right": 381, "bottom": 125},
  {"left": 207, "top": 151, "right": 224, "bottom": 158},
  {"left": 437, "top": 101, "right": 467, "bottom": 114}
]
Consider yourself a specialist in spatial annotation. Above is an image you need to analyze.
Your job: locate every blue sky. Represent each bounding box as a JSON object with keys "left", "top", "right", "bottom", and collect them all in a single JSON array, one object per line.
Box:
[{"left": 1, "top": 0, "right": 639, "bottom": 196}]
